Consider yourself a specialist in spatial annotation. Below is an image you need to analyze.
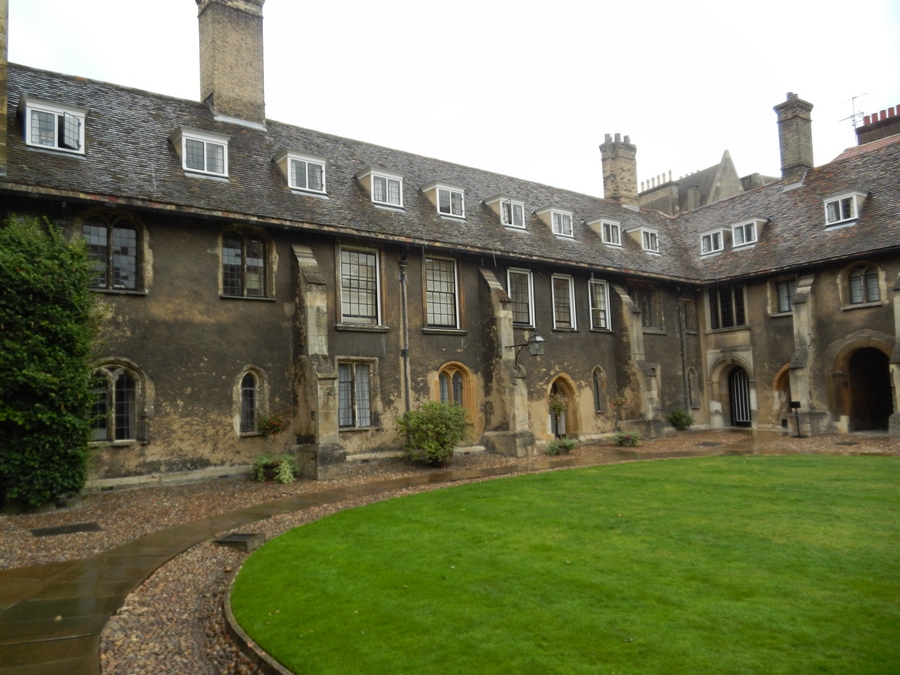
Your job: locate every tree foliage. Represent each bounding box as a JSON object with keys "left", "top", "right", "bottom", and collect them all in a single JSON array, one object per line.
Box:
[{"left": 0, "top": 215, "right": 98, "bottom": 507}]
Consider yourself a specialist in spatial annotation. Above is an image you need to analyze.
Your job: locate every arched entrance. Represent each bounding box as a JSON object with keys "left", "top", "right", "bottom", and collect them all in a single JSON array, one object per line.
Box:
[
  {"left": 548, "top": 376, "right": 578, "bottom": 438},
  {"left": 729, "top": 367, "right": 751, "bottom": 427},
  {"left": 847, "top": 348, "right": 892, "bottom": 431},
  {"left": 773, "top": 365, "right": 792, "bottom": 429}
]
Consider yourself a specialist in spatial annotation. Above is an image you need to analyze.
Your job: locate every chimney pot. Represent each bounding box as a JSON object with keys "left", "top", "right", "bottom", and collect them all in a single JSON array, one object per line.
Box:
[{"left": 863, "top": 114, "right": 871, "bottom": 125}]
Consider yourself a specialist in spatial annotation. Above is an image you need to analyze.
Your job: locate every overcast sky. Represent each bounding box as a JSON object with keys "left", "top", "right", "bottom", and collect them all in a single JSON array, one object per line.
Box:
[{"left": 9, "top": 0, "right": 900, "bottom": 197}]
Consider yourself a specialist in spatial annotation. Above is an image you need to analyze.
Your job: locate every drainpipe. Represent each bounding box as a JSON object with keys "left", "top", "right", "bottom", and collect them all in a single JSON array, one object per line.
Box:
[{"left": 399, "top": 253, "right": 411, "bottom": 412}]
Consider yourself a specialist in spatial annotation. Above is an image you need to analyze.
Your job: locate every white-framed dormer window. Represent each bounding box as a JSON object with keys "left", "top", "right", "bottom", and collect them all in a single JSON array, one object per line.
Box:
[
  {"left": 551, "top": 274, "right": 576, "bottom": 330},
  {"left": 823, "top": 190, "right": 866, "bottom": 227},
  {"left": 274, "top": 150, "right": 326, "bottom": 194},
  {"left": 642, "top": 230, "right": 659, "bottom": 252},
  {"left": 602, "top": 221, "right": 621, "bottom": 245},
  {"left": 701, "top": 231, "right": 723, "bottom": 254},
  {"left": 536, "top": 208, "right": 574, "bottom": 238},
  {"left": 552, "top": 212, "right": 573, "bottom": 237},
  {"left": 170, "top": 127, "right": 229, "bottom": 177},
  {"left": 20, "top": 96, "right": 87, "bottom": 155},
  {"left": 732, "top": 221, "right": 758, "bottom": 247},
  {"left": 356, "top": 167, "right": 404, "bottom": 207},
  {"left": 423, "top": 181, "right": 466, "bottom": 219},
  {"left": 484, "top": 195, "right": 526, "bottom": 229}
]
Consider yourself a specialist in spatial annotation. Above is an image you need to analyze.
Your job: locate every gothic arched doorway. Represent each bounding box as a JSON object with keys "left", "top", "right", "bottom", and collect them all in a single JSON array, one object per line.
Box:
[
  {"left": 847, "top": 348, "right": 892, "bottom": 431},
  {"left": 729, "top": 367, "right": 752, "bottom": 427},
  {"left": 548, "top": 377, "right": 578, "bottom": 439}
]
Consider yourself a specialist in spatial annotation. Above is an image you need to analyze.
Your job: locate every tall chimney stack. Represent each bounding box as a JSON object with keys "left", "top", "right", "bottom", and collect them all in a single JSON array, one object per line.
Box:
[
  {"left": 773, "top": 92, "right": 813, "bottom": 184},
  {"left": 196, "top": 0, "right": 266, "bottom": 128},
  {"left": 599, "top": 133, "right": 638, "bottom": 206}
]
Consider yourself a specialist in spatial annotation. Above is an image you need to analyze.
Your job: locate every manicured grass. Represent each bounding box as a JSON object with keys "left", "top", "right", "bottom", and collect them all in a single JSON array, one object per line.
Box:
[{"left": 231, "top": 456, "right": 900, "bottom": 674}]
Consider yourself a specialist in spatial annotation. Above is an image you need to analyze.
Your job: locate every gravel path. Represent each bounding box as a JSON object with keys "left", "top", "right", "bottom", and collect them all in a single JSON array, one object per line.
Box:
[{"left": 2, "top": 431, "right": 896, "bottom": 674}]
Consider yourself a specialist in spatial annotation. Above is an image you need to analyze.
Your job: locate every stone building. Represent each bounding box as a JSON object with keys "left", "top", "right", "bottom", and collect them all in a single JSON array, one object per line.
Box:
[{"left": 1, "top": 0, "right": 897, "bottom": 484}]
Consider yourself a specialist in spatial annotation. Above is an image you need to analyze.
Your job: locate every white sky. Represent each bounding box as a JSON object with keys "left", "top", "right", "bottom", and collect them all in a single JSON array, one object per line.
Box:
[{"left": 9, "top": 0, "right": 900, "bottom": 197}]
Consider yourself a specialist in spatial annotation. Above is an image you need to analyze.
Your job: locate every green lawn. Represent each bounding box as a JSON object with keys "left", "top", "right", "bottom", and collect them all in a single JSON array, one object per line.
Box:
[{"left": 231, "top": 455, "right": 900, "bottom": 674}]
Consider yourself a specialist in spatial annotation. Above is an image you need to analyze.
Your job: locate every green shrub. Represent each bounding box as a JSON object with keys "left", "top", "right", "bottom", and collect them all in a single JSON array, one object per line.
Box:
[
  {"left": 547, "top": 436, "right": 578, "bottom": 455},
  {"left": 251, "top": 453, "right": 298, "bottom": 483},
  {"left": 666, "top": 408, "right": 695, "bottom": 431},
  {"left": 614, "top": 431, "right": 641, "bottom": 446},
  {"left": 0, "top": 216, "right": 98, "bottom": 508},
  {"left": 395, "top": 401, "right": 468, "bottom": 465}
]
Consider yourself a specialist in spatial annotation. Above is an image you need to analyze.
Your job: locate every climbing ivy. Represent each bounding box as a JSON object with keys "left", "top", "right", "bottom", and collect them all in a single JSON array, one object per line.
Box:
[{"left": 0, "top": 215, "right": 98, "bottom": 507}]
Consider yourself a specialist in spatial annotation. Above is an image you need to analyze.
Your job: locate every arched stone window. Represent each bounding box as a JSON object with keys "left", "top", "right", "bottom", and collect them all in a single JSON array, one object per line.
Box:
[
  {"left": 222, "top": 230, "right": 268, "bottom": 298},
  {"left": 437, "top": 363, "right": 471, "bottom": 409},
  {"left": 91, "top": 363, "right": 146, "bottom": 441},
  {"left": 687, "top": 368, "right": 700, "bottom": 409},
  {"left": 848, "top": 264, "right": 880, "bottom": 304},
  {"left": 240, "top": 372, "right": 258, "bottom": 433},
  {"left": 234, "top": 367, "right": 267, "bottom": 435},
  {"left": 591, "top": 367, "right": 607, "bottom": 412}
]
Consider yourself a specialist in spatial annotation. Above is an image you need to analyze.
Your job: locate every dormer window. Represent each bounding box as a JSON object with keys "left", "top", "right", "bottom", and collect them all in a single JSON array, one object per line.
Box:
[
  {"left": 356, "top": 167, "right": 404, "bottom": 207},
  {"left": 642, "top": 230, "right": 659, "bottom": 252},
  {"left": 536, "top": 208, "right": 574, "bottom": 238},
  {"left": 587, "top": 218, "right": 621, "bottom": 246},
  {"left": 274, "top": 151, "right": 326, "bottom": 193},
  {"left": 732, "top": 220, "right": 758, "bottom": 247},
  {"left": 422, "top": 181, "right": 465, "bottom": 218},
  {"left": 823, "top": 190, "right": 866, "bottom": 227},
  {"left": 20, "top": 96, "right": 87, "bottom": 154},
  {"left": 484, "top": 195, "right": 525, "bottom": 229},
  {"left": 701, "top": 231, "right": 723, "bottom": 254},
  {"left": 170, "top": 127, "right": 229, "bottom": 177}
]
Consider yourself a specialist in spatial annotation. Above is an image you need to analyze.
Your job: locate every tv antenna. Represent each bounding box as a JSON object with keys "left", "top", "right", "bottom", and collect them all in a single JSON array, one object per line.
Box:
[{"left": 839, "top": 93, "right": 867, "bottom": 128}]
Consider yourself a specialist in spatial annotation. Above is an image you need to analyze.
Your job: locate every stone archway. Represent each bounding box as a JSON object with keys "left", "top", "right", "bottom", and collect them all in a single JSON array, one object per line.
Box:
[
  {"left": 708, "top": 354, "right": 756, "bottom": 429},
  {"left": 772, "top": 364, "right": 792, "bottom": 429},
  {"left": 847, "top": 348, "right": 892, "bottom": 431},
  {"left": 548, "top": 375, "right": 579, "bottom": 439}
]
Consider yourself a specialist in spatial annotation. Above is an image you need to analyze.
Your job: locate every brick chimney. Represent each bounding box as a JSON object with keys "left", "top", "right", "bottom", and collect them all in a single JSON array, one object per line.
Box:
[
  {"left": 0, "top": 0, "right": 8, "bottom": 175},
  {"left": 773, "top": 92, "right": 814, "bottom": 184},
  {"left": 196, "top": 0, "right": 266, "bottom": 128},
  {"left": 856, "top": 106, "right": 900, "bottom": 145},
  {"left": 600, "top": 133, "right": 638, "bottom": 205}
]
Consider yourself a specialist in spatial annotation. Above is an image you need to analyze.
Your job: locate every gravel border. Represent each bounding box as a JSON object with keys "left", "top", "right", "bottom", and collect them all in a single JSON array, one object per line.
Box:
[{"left": 3, "top": 431, "right": 897, "bottom": 674}]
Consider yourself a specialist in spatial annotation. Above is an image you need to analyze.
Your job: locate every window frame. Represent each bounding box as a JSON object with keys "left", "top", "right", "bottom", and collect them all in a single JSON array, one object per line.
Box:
[
  {"left": 221, "top": 230, "right": 268, "bottom": 299},
  {"left": 588, "top": 279, "right": 611, "bottom": 330},
  {"left": 775, "top": 278, "right": 797, "bottom": 314},
  {"left": 372, "top": 172, "right": 404, "bottom": 207},
  {"left": 592, "top": 367, "right": 607, "bottom": 412},
  {"left": 437, "top": 362, "right": 472, "bottom": 412},
  {"left": 700, "top": 231, "right": 723, "bottom": 255},
  {"left": 502, "top": 200, "right": 526, "bottom": 228},
  {"left": 551, "top": 274, "right": 577, "bottom": 330},
  {"left": 339, "top": 246, "right": 382, "bottom": 325},
  {"left": 239, "top": 372, "right": 259, "bottom": 434},
  {"left": 848, "top": 264, "right": 880, "bottom": 305},
  {"left": 21, "top": 96, "right": 87, "bottom": 155},
  {"left": 708, "top": 283, "right": 747, "bottom": 330},
  {"left": 507, "top": 268, "right": 535, "bottom": 327},
  {"left": 337, "top": 359, "right": 378, "bottom": 429},
  {"left": 641, "top": 230, "right": 660, "bottom": 252},
  {"left": 552, "top": 211, "right": 574, "bottom": 238},
  {"left": 732, "top": 221, "right": 758, "bottom": 247},
  {"left": 630, "top": 285, "right": 662, "bottom": 330},
  {"left": 288, "top": 153, "right": 326, "bottom": 194},
  {"left": 601, "top": 221, "right": 621, "bottom": 246},
  {"left": 437, "top": 187, "right": 465, "bottom": 218},
  {"left": 90, "top": 364, "right": 144, "bottom": 443},
  {"left": 170, "top": 127, "right": 229, "bottom": 177},
  {"left": 81, "top": 214, "right": 142, "bottom": 292},
  {"left": 424, "top": 256, "right": 460, "bottom": 328}
]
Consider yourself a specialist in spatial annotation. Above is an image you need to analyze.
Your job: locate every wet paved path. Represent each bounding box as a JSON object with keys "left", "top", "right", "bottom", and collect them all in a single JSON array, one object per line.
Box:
[{"left": 0, "top": 434, "right": 776, "bottom": 674}]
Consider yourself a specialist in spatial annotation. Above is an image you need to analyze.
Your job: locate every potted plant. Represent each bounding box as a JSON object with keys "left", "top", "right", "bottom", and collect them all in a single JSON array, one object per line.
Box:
[
  {"left": 256, "top": 411, "right": 290, "bottom": 436},
  {"left": 251, "top": 453, "right": 298, "bottom": 483},
  {"left": 395, "top": 401, "right": 468, "bottom": 467},
  {"left": 547, "top": 436, "right": 578, "bottom": 455},
  {"left": 549, "top": 393, "right": 567, "bottom": 436},
  {"left": 613, "top": 431, "right": 641, "bottom": 447}
]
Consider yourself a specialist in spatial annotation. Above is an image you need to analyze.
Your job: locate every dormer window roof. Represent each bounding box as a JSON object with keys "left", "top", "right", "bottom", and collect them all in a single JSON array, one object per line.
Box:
[
  {"left": 536, "top": 207, "right": 574, "bottom": 238},
  {"left": 422, "top": 181, "right": 465, "bottom": 219},
  {"left": 484, "top": 195, "right": 526, "bottom": 229},
  {"left": 732, "top": 218, "right": 764, "bottom": 248},
  {"left": 587, "top": 218, "right": 621, "bottom": 246},
  {"left": 20, "top": 95, "right": 87, "bottom": 155},
  {"left": 823, "top": 190, "right": 866, "bottom": 227},
  {"left": 355, "top": 166, "right": 404, "bottom": 208},
  {"left": 170, "top": 126, "right": 229, "bottom": 177},
  {"left": 274, "top": 150, "right": 326, "bottom": 194}
]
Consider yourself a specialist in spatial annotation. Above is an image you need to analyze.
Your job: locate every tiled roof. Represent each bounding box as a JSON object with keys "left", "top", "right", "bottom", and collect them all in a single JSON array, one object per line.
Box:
[{"left": 5, "top": 65, "right": 898, "bottom": 284}]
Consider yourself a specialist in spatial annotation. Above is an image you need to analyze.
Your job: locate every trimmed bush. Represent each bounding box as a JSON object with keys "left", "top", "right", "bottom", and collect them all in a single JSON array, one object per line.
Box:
[
  {"left": 667, "top": 408, "right": 695, "bottom": 431},
  {"left": 0, "top": 216, "right": 98, "bottom": 507},
  {"left": 395, "top": 401, "right": 468, "bottom": 465}
]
